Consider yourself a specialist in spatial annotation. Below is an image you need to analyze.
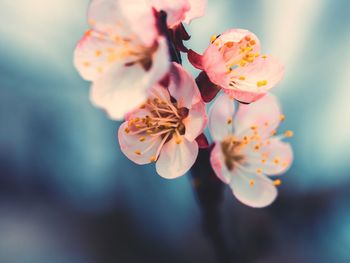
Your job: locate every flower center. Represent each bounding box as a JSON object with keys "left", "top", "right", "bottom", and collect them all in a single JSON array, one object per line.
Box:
[
  {"left": 125, "top": 92, "right": 188, "bottom": 144},
  {"left": 221, "top": 135, "right": 246, "bottom": 170}
]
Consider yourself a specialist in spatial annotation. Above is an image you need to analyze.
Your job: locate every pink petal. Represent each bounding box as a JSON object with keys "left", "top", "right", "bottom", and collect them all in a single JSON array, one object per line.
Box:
[
  {"left": 183, "top": 0, "right": 207, "bottom": 24},
  {"left": 183, "top": 101, "right": 207, "bottom": 142},
  {"left": 234, "top": 93, "right": 282, "bottom": 139},
  {"left": 156, "top": 137, "right": 198, "bottom": 179},
  {"left": 227, "top": 55, "right": 284, "bottom": 103},
  {"left": 201, "top": 43, "right": 230, "bottom": 88},
  {"left": 210, "top": 143, "right": 231, "bottom": 184},
  {"left": 202, "top": 29, "right": 260, "bottom": 88},
  {"left": 168, "top": 63, "right": 202, "bottom": 109},
  {"left": 230, "top": 167, "right": 277, "bottom": 208},
  {"left": 118, "top": 122, "right": 162, "bottom": 165},
  {"left": 90, "top": 37, "right": 169, "bottom": 120},
  {"left": 208, "top": 93, "right": 235, "bottom": 142},
  {"left": 151, "top": 0, "right": 190, "bottom": 27}
]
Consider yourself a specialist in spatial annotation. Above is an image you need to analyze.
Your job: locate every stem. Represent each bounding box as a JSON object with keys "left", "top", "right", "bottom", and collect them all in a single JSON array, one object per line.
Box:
[{"left": 190, "top": 147, "right": 231, "bottom": 263}]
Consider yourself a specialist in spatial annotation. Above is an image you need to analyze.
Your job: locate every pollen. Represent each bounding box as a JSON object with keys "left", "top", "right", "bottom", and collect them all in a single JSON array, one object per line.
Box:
[
  {"left": 95, "top": 50, "right": 102, "bottom": 57},
  {"left": 262, "top": 55, "right": 267, "bottom": 59},
  {"left": 225, "top": 42, "right": 234, "bottom": 48},
  {"left": 284, "top": 130, "right": 294, "bottom": 137},
  {"left": 280, "top": 114, "right": 286, "bottom": 121},
  {"left": 210, "top": 35, "right": 217, "bottom": 43},
  {"left": 273, "top": 179, "right": 282, "bottom": 186},
  {"left": 239, "top": 76, "right": 246, "bottom": 81},
  {"left": 274, "top": 158, "right": 280, "bottom": 165},
  {"left": 261, "top": 159, "right": 266, "bottom": 163},
  {"left": 249, "top": 180, "right": 255, "bottom": 187},
  {"left": 256, "top": 168, "right": 262, "bottom": 174},
  {"left": 257, "top": 80, "right": 268, "bottom": 87},
  {"left": 176, "top": 138, "right": 182, "bottom": 144},
  {"left": 150, "top": 156, "right": 157, "bottom": 162},
  {"left": 134, "top": 150, "right": 142, "bottom": 155}
]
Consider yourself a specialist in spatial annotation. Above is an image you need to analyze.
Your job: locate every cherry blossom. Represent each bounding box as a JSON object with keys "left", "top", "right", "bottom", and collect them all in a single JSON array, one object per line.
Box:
[
  {"left": 118, "top": 63, "right": 207, "bottom": 179},
  {"left": 74, "top": 0, "right": 170, "bottom": 120},
  {"left": 189, "top": 29, "right": 284, "bottom": 103},
  {"left": 151, "top": 0, "right": 207, "bottom": 28},
  {"left": 209, "top": 93, "right": 293, "bottom": 207}
]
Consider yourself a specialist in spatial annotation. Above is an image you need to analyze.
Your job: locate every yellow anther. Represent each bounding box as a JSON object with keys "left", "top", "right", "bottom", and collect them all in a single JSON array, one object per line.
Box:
[
  {"left": 257, "top": 80, "right": 268, "bottom": 87},
  {"left": 139, "top": 137, "right": 146, "bottom": 142},
  {"left": 262, "top": 55, "right": 267, "bottom": 59},
  {"left": 227, "top": 118, "right": 232, "bottom": 125},
  {"left": 254, "top": 53, "right": 260, "bottom": 57},
  {"left": 83, "top": 61, "right": 90, "bottom": 67},
  {"left": 96, "top": 67, "right": 103, "bottom": 73},
  {"left": 250, "top": 125, "right": 258, "bottom": 130},
  {"left": 284, "top": 130, "right": 294, "bottom": 137},
  {"left": 250, "top": 39, "right": 256, "bottom": 45},
  {"left": 247, "top": 57, "right": 255, "bottom": 63},
  {"left": 249, "top": 180, "right": 255, "bottom": 187},
  {"left": 124, "top": 127, "right": 130, "bottom": 133},
  {"left": 210, "top": 35, "right": 217, "bottom": 43},
  {"left": 256, "top": 168, "right": 262, "bottom": 174},
  {"left": 150, "top": 156, "right": 157, "bottom": 162},
  {"left": 240, "top": 60, "right": 247, "bottom": 67},
  {"left": 239, "top": 76, "right": 246, "bottom": 81},
  {"left": 254, "top": 145, "right": 260, "bottom": 150},
  {"left": 134, "top": 150, "right": 142, "bottom": 155},
  {"left": 274, "top": 158, "right": 280, "bottom": 165},
  {"left": 245, "top": 35, "right": 251, "bottom": 41},
  {"left": 95, "top": 50, "right": 102, "bottom": 57},
  {"left": 280, "top": 114, "right": 286, "bottom": 121},
  {"left": 261, "top": 159, "right": 266, "bottom": 163},
  {"left": 273, "top": 179, "right": 282, "bottom": 186},
  {"left": 176, "top": 138, "right": 182, "bottom": 144}
]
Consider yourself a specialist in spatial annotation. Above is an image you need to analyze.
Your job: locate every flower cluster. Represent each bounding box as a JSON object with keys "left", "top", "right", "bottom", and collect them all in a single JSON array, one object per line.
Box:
[{"left": 74, "top": 0, "right": 293, "bottom": 207}]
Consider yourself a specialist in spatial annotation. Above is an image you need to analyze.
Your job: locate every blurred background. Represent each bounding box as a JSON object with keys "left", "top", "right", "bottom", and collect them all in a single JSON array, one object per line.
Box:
[{"left": 1, "top": 0, "right": 350, "bottom": 262}]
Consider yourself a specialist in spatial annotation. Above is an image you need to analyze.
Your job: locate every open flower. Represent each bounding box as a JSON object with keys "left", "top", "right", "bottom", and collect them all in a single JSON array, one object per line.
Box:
[
  {"left": 118, "top": 63, "right": 207, "bottom": 179},
  {"left": 208, "top": 93, "right": 293, "bottom": 207},
  {"left": 74, "top": 0, "right": 170, "bottom": 120},
  {"left": 189, "top": 29, "right": 284, "bottom": 103},
  {"left": 151, "top": 0, "right": 207, "bottom": 28}
]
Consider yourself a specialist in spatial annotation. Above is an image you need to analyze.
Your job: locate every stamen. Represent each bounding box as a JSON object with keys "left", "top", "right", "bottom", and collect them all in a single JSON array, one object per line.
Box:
[{"left": 273, "top": 179, "right": 282, "bottom": 186}]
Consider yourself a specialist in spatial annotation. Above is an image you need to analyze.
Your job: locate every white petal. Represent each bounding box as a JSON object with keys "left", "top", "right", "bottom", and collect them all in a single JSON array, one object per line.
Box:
[
  {"left": 156, "top": 137, "right": 198, "bottom": 179},
  {"left": 245, "top": 138, "right": 293, "bottom": 176},
  {"left": 184, "top": 0, "right": 207, "bottom": 24},
  {"left": 230, "top": 167, "right": 277, "bottom": 208},
  {"left": 118, "top": 122, "right": 162, "bottom": 165},
  {"left": 90, "top": 37, "right": 169, "bottom": 120},
  {"left": 208, "top": 93, "right": 235, "bottom": 141},
  {"left": 183, "top": 101, "right": 207, "bottom": 142},
  {"left": 234, "top": 93, "right": 282, "bottom": 139}
]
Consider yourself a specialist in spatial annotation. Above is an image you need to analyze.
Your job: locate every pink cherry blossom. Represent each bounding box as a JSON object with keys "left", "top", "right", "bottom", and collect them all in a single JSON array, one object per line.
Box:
[
  {"left": 74, "top": 0, "right": 170, "bottom": 120},
  {"left": 118, "top": 63, "right": 207, "bottom": 179},
  {"left": 208, "top": 93, "right": 293, "bottom": 207},
  {"left": 151, "top": 0, "right": 207, "bottom": 28},
  {"left": 189, "top": 29, "right": 284, "bottom": 103}
]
